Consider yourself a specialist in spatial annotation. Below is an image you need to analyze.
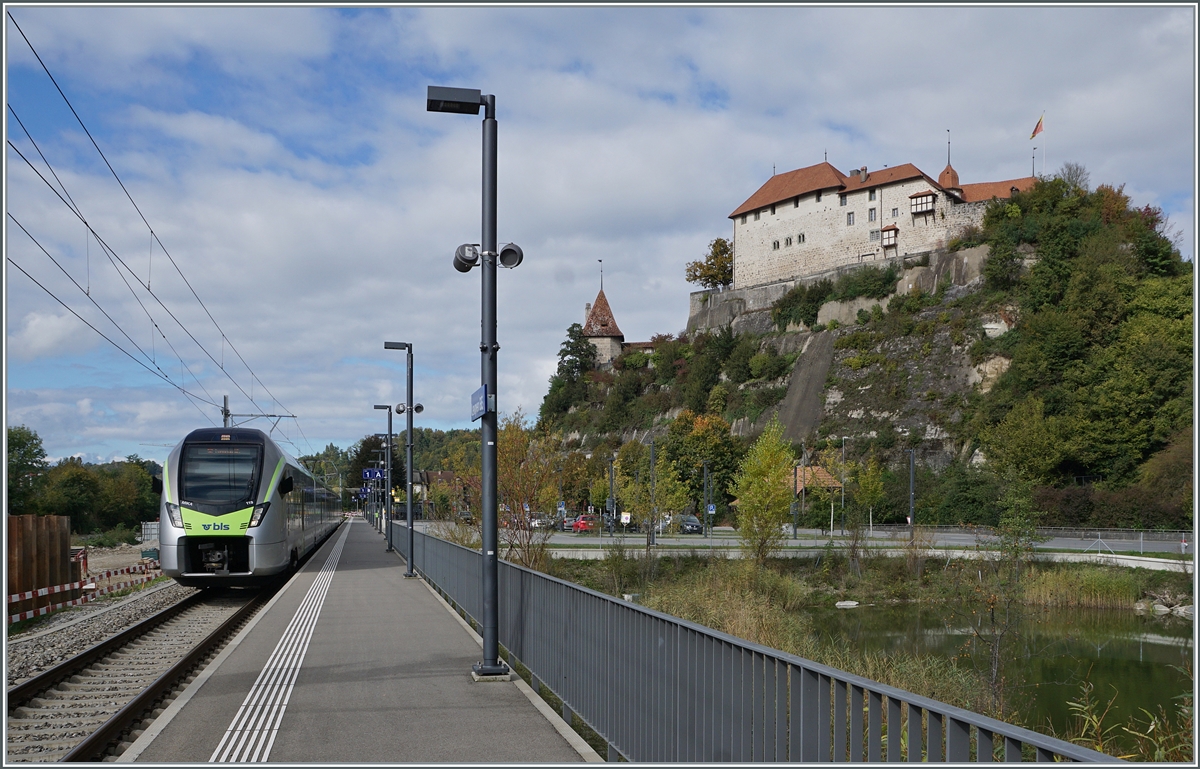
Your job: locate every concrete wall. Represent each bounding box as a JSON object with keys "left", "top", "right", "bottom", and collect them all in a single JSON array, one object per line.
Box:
[{"left": 688, "top": 245, "right": 991, "bottom": 335}]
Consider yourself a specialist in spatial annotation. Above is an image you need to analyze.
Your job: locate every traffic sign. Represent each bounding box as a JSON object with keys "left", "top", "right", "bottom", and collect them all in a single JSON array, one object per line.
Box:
[
  {"left": 363, "top": 468, "right": 384, "bottom": 480},
  {"left": 557, "top": 501, "right": 566, "bottom": 513},
  {"left": 523, "top": 503, "right": 529, "bottom": 512},
  {"left": 706, "top": 504, "right": 716, "bottom": 516}
]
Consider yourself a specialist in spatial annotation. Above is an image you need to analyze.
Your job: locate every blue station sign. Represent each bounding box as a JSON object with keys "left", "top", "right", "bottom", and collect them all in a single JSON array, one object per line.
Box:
[{"left": 471, "top": 384, "right": 488, "bottom": 422}]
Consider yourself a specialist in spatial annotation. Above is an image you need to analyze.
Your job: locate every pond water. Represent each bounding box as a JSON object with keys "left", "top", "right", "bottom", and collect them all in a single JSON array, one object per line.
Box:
[{"left": 803, "top": 603, "right": 1193, "bottom": 734}]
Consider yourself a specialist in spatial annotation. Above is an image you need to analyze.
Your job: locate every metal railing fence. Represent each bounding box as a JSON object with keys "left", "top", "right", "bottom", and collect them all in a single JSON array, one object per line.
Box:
[{"left": 393, "top": 522, "right": 1116, "bottom": 763}]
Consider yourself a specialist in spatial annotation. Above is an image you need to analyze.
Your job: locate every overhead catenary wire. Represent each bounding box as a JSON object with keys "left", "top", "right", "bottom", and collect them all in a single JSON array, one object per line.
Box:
[
  {"left": 6, "top": 138, "right": 220, "bottom": 406},
  {"left": 8, "top": 10, "right": 289, "bottom": 424},
  {"left": 6, "top": 255, "right": 218, "bottom": 427},
  {"left": 7, "top": 137, "right": 260, "bottom": 418},
  {"left": 8, "top": 11, "right": 315, "bottom": 455}
]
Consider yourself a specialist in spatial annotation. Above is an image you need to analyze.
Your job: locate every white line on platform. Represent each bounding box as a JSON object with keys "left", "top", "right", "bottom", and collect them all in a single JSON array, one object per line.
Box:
[{"left": 210, "top": 521, "right": 351, "bottom": 763}]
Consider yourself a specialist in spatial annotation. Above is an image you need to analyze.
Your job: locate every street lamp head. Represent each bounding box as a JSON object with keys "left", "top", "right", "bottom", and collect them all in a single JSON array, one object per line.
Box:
[
  {"left": 384, "top": 341, "right": 409, "bottom": 351},
  {"left": 374, "top": 404, "right": 391, "bottom": 412},
  {"left": 427, "top": 85, "right": 483, "bottom": 115},
  {"left": 396, "top": 403, "right": 424, "bottom": 414},
  {"left": 498, "top": 242, "right": 523, "bottom": 269},
  {"left": 454, "top": 243, "right": 481, "bottom": 272}
]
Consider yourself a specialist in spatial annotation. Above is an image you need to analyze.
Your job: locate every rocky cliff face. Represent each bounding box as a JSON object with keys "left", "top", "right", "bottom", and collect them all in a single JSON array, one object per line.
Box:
[{"left": 712, "top": 246, "right": 1008, "bottom": 467}]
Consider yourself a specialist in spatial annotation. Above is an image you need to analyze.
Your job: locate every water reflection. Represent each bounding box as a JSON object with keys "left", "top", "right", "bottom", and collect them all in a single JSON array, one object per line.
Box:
[{"left": 805, "top": 603, "right": 1192, "bottom": 731}]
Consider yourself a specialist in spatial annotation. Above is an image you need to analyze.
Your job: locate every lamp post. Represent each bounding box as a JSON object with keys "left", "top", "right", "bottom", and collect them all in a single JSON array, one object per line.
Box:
[
  {"left": 841, "top": 436, "right": 847, "bottom": 534},
  {"left": 371, "top": 449, "right": 386, "bottom": 530},
  {"left": 385, "top": 341, "right": 422, "bottom": 578},
  {"left": 907, "top": 448, "right": 916, "bottom": 542},
  {"left": 374, "top": 407, "right": 394, "bottom": 551},
  {"left": 428, "top": 85, "right": 522, "bottom": 678}
]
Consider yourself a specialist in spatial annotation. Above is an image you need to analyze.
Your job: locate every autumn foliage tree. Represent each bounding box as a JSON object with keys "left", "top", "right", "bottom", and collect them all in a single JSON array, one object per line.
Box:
[
  {"left": 730, "top": 419, "right": 794, "bottom": 565},
  {"left": 685, "top": 237, "right": 734, "bottom": 289}
]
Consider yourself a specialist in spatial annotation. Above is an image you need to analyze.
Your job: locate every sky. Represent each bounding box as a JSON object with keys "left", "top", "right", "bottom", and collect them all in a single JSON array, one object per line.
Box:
[{"left": 3, "top": 3, "right": 1196, "bottom": 468}]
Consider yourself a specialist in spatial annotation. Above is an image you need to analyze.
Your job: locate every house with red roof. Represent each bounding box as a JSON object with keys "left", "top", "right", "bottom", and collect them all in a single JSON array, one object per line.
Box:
[{"left": 729, "top": 160, "right": 1034, "bottom": 289}]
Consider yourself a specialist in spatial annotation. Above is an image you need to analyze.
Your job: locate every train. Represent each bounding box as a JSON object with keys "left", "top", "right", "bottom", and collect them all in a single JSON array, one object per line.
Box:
[{"left": 155, "top": 427, "right": 343, "bottom": 587}]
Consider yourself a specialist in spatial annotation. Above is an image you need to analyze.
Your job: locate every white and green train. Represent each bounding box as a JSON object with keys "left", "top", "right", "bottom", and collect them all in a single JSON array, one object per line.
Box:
[{"left": 156, "top": 427, "right": 342, "bottom": 587}]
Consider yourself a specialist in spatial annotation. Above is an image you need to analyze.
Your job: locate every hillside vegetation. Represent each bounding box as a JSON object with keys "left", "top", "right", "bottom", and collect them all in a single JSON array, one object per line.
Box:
[{"left": 536, "top": 168, "right": 1192, "bottom": 531}]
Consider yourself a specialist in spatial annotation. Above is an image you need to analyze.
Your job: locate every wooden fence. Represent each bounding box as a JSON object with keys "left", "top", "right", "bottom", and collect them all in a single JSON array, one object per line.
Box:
[{"left": 6, "top": 514, "right": 80, "bottom": 621}]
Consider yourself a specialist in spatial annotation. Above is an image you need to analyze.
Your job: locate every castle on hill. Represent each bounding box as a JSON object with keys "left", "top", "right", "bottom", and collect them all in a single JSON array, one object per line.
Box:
[{"left": 728, "top": 160, "right": 1035, "bottom": 289}]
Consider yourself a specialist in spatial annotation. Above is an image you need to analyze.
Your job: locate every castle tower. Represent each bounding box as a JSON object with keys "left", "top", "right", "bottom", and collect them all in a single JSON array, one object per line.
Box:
[
  {"left": 582, "top": 289, "right": 624, "bottom": 367},
  {"left": 937, "top": 163, "right": 961, "bottom": 194}
]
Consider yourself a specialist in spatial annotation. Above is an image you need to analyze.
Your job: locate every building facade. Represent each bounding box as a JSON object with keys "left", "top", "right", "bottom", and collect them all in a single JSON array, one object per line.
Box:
[{"left": 729, "top": 161, "right": 1034, "bottom": 289}]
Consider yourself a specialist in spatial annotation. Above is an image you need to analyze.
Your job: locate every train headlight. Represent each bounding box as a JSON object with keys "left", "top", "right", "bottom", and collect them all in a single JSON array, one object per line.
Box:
[
  {"left": 166, "top": 503, "right": 183, "bottom": 528},
  {"left": 249, "top": 502, "right": 270, "bottom": 528}
]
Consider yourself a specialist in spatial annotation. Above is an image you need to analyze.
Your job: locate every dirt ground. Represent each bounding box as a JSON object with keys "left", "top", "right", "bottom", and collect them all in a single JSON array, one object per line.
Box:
[{"left": 80, "top": 541, "right": 161, "bottom": 591}]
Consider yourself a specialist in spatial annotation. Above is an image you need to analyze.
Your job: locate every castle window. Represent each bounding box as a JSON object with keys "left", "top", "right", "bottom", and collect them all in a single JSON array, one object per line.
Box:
[
  {"left": 891, "top": 207, "right": 899, "bottom": 217},
  {"left": 785, "top": 236, "right": 793, "bottom": 247},
  {"left": 798, "top": 233, "right": 806, "bottom": 244},
  {"left": 771, "top": 204, "right": 776, "bottom": 215},
  {"left": 793, "top": 197, "right": 799, "bottom": 208},
  {"left": 816, "top": 191, "right": 822, "bottom": 202},
  {"left": 839, "top": 194, "right": 847, "bottom": 206},
  {"left": 772, "top": 240, "right": 780, "bottom": 250},
  {"left": 846, "top": 212, "right": 855, "bottom": 226},
  {"left": 910, "top": 193, "right": 936, "bottom": 214},
  {"left": 754, "top": 211, "right": 760, "bottom": 221},
  {"left": 741, "top": 214, "right": 747, "bottom": 224},
  {"left": 870, "top": 229, "right": 880, "bottom": 241},
  {"left": 869, "top": 189, "right": 876, "bottom": 201},
  {"left": 882, "top": 228, "right": 897, "bottom": 247},
  {"left": 868, "top": 207, "right": 876, "bottom": 222}
]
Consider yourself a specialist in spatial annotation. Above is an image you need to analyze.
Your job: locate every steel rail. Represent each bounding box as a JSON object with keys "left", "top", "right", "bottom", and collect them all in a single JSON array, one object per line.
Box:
[
  {"left": 61, "top": 588, "right": 271, "bottom": 761},
  {"left": 6, "top": 589, "right": 209, "bottom": 707}
]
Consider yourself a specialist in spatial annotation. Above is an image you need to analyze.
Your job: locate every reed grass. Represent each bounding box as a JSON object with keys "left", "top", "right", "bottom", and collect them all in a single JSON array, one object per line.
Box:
[
  {"left": 1021, "top": 565, "right": 1143, "bottom": 608},
  {"left": 640, "top": 558, "right": 991, "bottom": 715}
]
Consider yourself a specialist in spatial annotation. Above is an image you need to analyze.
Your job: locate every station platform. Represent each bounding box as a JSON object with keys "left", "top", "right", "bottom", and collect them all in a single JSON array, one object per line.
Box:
[{"left": 121, "top": 517, "right": 595, "bottom": 763}]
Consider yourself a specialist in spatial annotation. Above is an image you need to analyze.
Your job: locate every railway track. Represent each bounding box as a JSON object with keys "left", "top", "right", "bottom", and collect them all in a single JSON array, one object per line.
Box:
[{"left": 6, "top": 586, "right": 272, "bottom": 763}]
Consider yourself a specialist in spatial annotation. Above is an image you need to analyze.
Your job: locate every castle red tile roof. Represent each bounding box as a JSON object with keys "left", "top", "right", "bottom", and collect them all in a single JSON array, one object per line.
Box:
[
  {"left": 731, "top": 162, "right": 1031, "bottom": 218},
  {"left": 582, "top": 289, "right": 623, "bottom": 339},
  {"left": 959, "top": 176, "right": 1037, "bottom": 203},
  {"left": 837, "top": 163, "right": 931, "bottom": 195},
  {"left": 729, "top": 162, "right": 847, "bottom": 218}
]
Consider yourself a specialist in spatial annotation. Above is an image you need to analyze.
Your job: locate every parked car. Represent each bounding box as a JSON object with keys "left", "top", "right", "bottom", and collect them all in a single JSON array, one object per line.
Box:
[
  {"left": 680, "top": 514, "right": 703, "bottom": 534},
  {"left": 530, "top": 514, "right": 553, "bottom": 529},
  {"left": 558, "top": 515, "right": 575, "bottom": 532},
  {"left": 572, "top": 514, "right": 599, "bottom": 533}
]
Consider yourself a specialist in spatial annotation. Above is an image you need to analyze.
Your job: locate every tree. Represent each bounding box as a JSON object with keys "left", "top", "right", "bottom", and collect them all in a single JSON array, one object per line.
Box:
[
  {"left": 39, "top": 458, "right": 103, "bottom": 533},
  {"left": 730, "top": 418, "right": 794, "bottom": 566},
  {"left": 684, "top": 237, "right": 733, "bottom": 289},
  {"left": 1056, "top": 161, "right": 1091, "bottom": 193},
  {"left": 539, "top": 323, "right": 598, "bottom": 427},
  {"left": 616, "top": 443, "right": 690, "bottom": 553},
  {"left": 6, "top": 425, "right": 48, "bottom": 516},
  {"left": 662, "top": 410, "right": 744, "bottom": 518},
  {"left": 496, "top": 410, "right": 557, "bottom": 569}
]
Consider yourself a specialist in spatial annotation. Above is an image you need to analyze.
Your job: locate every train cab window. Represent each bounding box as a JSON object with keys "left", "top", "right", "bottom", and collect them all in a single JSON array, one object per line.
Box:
[{"left": 180, "top": 444, "right": 262, "bottom": 506}]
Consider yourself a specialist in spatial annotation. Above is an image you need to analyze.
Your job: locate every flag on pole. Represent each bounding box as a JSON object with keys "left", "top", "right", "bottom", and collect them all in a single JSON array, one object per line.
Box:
[{"left": 1030, "top": 113, "right": 1044, "bottom": 139}]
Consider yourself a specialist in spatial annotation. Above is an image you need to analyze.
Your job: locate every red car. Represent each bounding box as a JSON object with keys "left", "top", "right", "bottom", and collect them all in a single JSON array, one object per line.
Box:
[{"left": 571, "top": 514, "right": 598, "bottom": 533}]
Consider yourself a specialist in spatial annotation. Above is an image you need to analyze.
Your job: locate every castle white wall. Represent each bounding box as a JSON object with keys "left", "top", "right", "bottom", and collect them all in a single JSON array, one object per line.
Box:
[{"left": 731, "top": 179, "right": 991, "bottom": 289}]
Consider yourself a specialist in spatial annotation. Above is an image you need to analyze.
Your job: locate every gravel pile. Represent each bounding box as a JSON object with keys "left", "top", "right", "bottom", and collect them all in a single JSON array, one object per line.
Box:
[{"left": 6, "top": 582, "right": 197, "bottom": 687}]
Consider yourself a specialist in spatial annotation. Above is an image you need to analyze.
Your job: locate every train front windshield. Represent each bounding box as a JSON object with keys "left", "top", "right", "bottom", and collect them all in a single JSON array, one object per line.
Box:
[{"left": 180, "top": 444, "right": 262, "bottom": 507}]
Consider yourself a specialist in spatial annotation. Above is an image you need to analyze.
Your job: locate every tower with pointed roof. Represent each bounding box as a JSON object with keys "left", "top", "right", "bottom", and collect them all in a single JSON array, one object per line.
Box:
[{"left": 582, "top": 289, "right": 624, "bottom": 367}]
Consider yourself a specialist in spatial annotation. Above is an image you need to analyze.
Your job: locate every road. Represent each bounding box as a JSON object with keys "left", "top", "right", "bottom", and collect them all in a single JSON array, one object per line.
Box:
[{"left": 401, "top": 521, "right": 1191, "bottom": 556}]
